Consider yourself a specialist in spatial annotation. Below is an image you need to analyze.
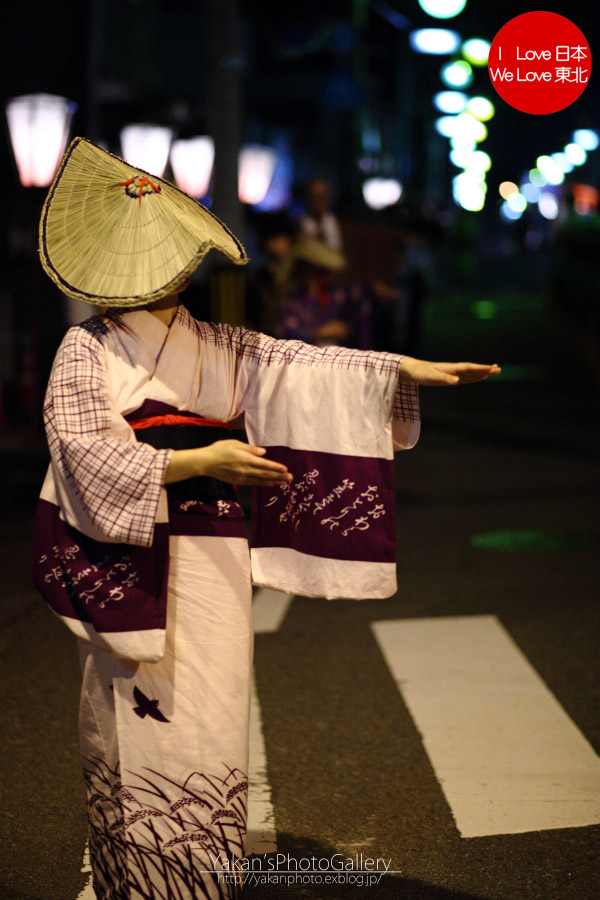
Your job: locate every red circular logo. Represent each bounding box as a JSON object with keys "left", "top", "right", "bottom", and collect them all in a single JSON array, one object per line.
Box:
[{"left": 488, "top": 11, "right": 591, "bottom": 114}]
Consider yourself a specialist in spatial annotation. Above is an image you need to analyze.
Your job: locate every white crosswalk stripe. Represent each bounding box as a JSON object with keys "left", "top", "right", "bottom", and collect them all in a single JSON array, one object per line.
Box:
[
  {"left": 371, "top": 614, "right": 600, "bottom": 837},
  {"left": 252, "top": 587, "right": 293, "bottom": 634}
]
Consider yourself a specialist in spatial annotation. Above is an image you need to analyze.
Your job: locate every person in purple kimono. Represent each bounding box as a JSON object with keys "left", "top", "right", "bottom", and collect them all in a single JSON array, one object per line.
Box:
[
  {"left": 273, "top": 234, "right": 373, "bottom": 349},
  {"left": 33, "top": 137, "right": 500, "bottom": 900}
]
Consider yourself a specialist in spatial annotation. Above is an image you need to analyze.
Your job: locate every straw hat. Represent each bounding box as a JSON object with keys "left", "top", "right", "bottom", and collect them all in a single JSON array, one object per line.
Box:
[
  {"left": 292, "top": 234, "right": 346, "bottom": 271},
  {"left": 39, "top": 136, "right": 248, "bottom": 307}
]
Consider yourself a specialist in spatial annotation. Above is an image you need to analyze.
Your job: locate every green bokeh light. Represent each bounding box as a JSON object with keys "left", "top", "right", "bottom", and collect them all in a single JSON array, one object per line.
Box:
[
  {"left": 471, "top": 300, "right": 496, "bottom": 319},
  {"left": 470, "top": 530, "right": 598, "bottom": 552}
]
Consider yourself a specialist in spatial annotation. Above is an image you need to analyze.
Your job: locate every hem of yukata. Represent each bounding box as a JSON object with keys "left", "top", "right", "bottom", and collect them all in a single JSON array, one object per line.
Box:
[
  {"left": 51, "top": 607, "right": 166, "bottom": 662},
  {"left": 250, "top": 547, "right": 397, "bottom": 600}
]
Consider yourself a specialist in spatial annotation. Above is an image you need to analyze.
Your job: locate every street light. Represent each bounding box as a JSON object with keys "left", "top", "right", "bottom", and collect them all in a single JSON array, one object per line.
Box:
[
  {"left": 238, "top": 145, "right": 277, "bottom": 205},
  {"left": 120, "top": 124, "right": 174, "bottom": 177},
  {"left": 170, "top": 136, "right": 215, "bottom": 198},
  {"left": 6, "top": 93, "right": 75, "bottom": 187}
]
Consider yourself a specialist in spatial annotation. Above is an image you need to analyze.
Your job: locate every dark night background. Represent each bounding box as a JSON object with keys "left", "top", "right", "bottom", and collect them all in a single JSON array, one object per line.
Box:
[{"left": 1, "top": 4, "right": 599, "bottom": 900}]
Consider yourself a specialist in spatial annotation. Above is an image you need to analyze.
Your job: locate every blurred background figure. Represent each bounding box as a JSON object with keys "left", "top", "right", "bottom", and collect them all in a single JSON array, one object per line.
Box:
[
  {"left": 371, "top": 237, "right": 427, "bottom": 356},
  {"left": 273, "top": 234, "right": 371, "bottom": 348},
  {"left": 246, "top": 212, "right": 296, "bottom": 334},
  {"left": 298, "top": 177, "right": 344, "bottom": 252}
]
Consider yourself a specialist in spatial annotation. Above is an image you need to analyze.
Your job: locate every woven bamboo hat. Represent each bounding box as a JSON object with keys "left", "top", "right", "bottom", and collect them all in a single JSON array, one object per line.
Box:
[
  {"left": 39, "top": 137, "right": 248, "bottom": 307},
  {"left": 292, "top": 234, "right": 347, "bottom": 271}
]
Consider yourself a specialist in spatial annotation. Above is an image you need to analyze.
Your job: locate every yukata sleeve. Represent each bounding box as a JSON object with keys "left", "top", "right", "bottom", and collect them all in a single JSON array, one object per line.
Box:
[
  {"left": 205, "top": 323, "right": 421, "bottom": 451},
  {"left": 200, "top": 324, "right": 421, "bottom": 599},
  {"left": 44, "top": 326, "right": 173, "bottom": 547},
  {"left": 391, "top": 377, "right": 420, "bottom": 450}
]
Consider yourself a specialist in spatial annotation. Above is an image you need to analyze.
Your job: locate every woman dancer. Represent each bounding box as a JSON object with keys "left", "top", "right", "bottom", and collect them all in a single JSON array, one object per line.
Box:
[{"left": 33, "top": 137, "right": 500, "bottom": 900}]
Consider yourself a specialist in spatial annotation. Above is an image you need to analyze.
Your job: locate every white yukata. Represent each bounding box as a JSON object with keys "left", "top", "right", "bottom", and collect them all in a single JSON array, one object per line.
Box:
[{"left": 32, "top": 302, "right": 420, "bottom": 899}]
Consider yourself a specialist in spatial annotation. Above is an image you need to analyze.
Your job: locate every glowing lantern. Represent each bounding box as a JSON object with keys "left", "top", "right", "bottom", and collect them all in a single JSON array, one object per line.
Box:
[
  {"left": 238, "top": 145, "right": 277, "bottom": 205},
  {"left": 362, "top": 178, "right": 403, "bottom": 210},
  {"left": 120, "top": 124, "right": 174, "bottom": 177},
  {"left": 6, "top": 93, "right": 75, "bottom": 187},
  {"left": 170, "top": 137, "right": 215, "bottom": 198}
]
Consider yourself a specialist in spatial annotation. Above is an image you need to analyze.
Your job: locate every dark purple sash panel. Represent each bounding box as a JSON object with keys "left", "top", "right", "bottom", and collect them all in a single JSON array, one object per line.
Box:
[
  {"left": 251, "top": 446, "right": 396, "bottom": 563},
  {"left": 31, "top": 499, "right": 169, "bottom": 633}
]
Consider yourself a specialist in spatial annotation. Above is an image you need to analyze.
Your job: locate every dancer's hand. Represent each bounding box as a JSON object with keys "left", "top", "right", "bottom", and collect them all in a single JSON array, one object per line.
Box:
[
  {"left": 165, "top": 440, "right": 292, "bottom": 486},
  {"left": 399, "top": 357, "right": 501, "bottom": 385}
]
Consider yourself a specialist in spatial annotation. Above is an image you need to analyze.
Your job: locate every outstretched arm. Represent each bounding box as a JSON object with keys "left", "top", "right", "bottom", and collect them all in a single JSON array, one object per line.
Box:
[
  {"left": 399, "top": 357, "right": 501, "bottom": 386},
  {"left": 164, "top": 440, "right": 292, "bottom": 487}
]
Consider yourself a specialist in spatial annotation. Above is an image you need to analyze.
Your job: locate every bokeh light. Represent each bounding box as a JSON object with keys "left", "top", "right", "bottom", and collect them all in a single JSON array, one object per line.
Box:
[
  {"left": 449, "top": 147, "right": 473, "bottom": 168},
  {"left": 506, "top": 192, "right": 527, "bottom": 213},
  {"left": 434, "top": 91, "right": 468, "bottom": 114},
  {"left": 435, "top": 115, "right": 459, "bottom": 138},
  {"left": 564, "top": 143, "right": 587, "bottom": 166},
  {"left": 499, "top": 181, "right": 518, "bottom": 199},
  {"left": 521, "top": 182, "right": 541, "bottom": 203},
  {"left": 441, "top": 59, "right": 473, "bottom": 87},
  {"left": 455, "top": 112, "right": 487, "bottom": 142},
  {"left": 550, "top": 152, "right": 573, "bottom": 173},
  {"left": 529, "top": 168, "right": 547, "bottom": 187},
  {"left": 362, "top": 177, "right": 403, "bottom": 209},
  {"left": 500, "top": 200, "right": 522, "bottom": 220},
  {"left": 538, "top": 192, "right": 559, "bottom": 219},
  {"left": 410, "top": 29, "right": 461, "bottom": 54},
  {"left": 418, "top": 0, "right": 467, "bottom": 18},
  {"left": 461, "top": 38, "right": 490, "bottom": 66},
  {"left": 572, "top": 129, "right": 599, "bottom": 151},
  {"left": 536, "top": 155, "right": 564, "bottom": 185},
  {"left": 450, "top": 135, "right": 477, "bottom": 153},
  {"left": 465, "top": 150, "right": 491, "bottom": 172},
  {"left": 467, "top": 96, "right": 495, "bottom": 121}
]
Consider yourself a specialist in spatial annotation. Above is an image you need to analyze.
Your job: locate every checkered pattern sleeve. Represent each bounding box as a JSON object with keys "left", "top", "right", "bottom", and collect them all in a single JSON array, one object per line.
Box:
[
  {"left": 43, "top": 326, "right": 172, "bottom": 547},
  {"left": 193, "top": 320, "right": 420, "bottom": 447}
]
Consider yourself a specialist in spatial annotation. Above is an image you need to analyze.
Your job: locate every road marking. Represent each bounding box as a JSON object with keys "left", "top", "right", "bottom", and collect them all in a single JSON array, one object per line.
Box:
[
  {"left": 247, "top": 667, "right": 278, "bottom": 854},
  {"left": 252, "top": 587, "right": 293, "bottom": 634},
  {"left": 371, "top": 614, "right": 600, "bottom": 837},
  {"left": 76, "top": 843, "right": 94, "bottom": 899}
]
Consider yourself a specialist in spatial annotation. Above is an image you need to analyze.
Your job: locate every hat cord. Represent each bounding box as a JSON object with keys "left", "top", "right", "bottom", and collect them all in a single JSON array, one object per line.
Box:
[{"left": 119, "top": 176, "right": 162, "bottom": 206}]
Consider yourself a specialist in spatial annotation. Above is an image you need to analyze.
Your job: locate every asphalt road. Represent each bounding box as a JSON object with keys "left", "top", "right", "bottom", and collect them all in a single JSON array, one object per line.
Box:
[{"left": 1, "top": 291, "right": 598, "bottom": 900}]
